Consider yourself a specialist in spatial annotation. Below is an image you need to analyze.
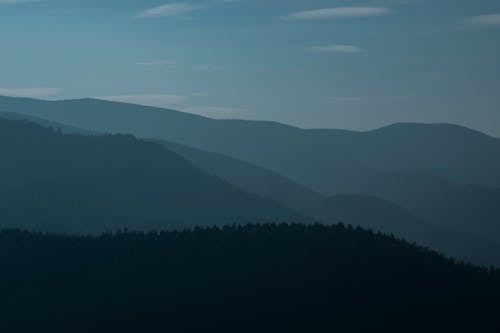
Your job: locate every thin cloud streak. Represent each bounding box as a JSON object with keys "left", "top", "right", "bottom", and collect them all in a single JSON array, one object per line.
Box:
[
  {"left": 0, "top": 0, "right": 42, "bottom": 3},
  {"left": 192, "top": 64, "right": 227, "bottom": 71},
  {"left": 136, "top": 60, "right": 177, "bottom": 67},
  {"left": 0, "top": 88, "right": 62, "bottom": 98},
  {"left": 309, "top": 45, "right": 364, "bottom": 53},
  {"left": 464, "top": 14, "right": 500, "bottom": 28},
  {"left": 138, "top": 3, "right": 204, "bottom": 18},
  {"left": 285, "top": 7, "right": 393, "bottom": 20}
]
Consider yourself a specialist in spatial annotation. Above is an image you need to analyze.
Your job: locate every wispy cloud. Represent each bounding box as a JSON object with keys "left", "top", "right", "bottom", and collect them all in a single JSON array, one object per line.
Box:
[
  {"left": 136, "top": 60, "right": 177, "bottom": 67},
  {"left": 138, "top": 3, "right": 204, "bottom": 18},
  {"left": 192, "top": 64, "right": 227, "bottom": 71},
  {"left": 191, "top": 92, "right": 212, "bottom": 97},
  {"left": 285, "top": 7, "right": 393, "bottom": 20},
  {"left": 212, "top": 0, "right": 240, "bottom": 3},
  {"left": 464, "top": 14, "right": 500, "bottom": 29},
  {"left": 0, "top": 0, "right": 42, "bottom": 4},
  {"left": 309, "top": 45, "right": 364, "bottom": 53},
  {"left": 97, "top": 94, "right": 187, "bottom": 108},
  {"left": 327, "top": 97, "right": 363, "bottom": 103},
  {"left": 0, "top": 87, "right": 62, "bottom": 98},
  {"left": 326, "top": 94, "right": 414, "bottom": 104}
]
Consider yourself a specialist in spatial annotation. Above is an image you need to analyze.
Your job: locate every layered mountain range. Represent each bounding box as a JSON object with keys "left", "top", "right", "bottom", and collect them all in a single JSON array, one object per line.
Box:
[{"left": 1, "top": 95, "right": 499, "bottom": 265}]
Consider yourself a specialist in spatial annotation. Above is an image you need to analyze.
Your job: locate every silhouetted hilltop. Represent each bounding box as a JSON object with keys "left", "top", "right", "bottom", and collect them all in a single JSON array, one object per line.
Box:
[
  {"left": 0, "top": 118, "right": 300, "bottom": 233},
  {"left": 0, "top": 224, "right": 498, "bottom": 332},
  {"left": 322, "top": 194, "right": 500, "bottom": 265},
  {"left": 0, "top": 110, "right": 90, "bottom": 135},
  {"left": 2, "top": 96, "right": 499, "bottom": 196},
  {"left": 323, "top": 194, "right": 424, "bottom": 233},
  {"left": 156, "top": 139, "right": 325, "bottom": 215},
  {"left": 2, "top": 110, "right": 500, "bottom": 265}
]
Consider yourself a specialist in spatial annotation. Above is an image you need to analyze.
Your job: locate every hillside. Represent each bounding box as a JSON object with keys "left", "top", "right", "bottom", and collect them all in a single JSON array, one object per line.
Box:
[
  {"left": 0, "top": 118, "right": 300, "bottom": 233},
  {"left": 322, "top": 195, "right": 500, "bottom": 265},
  {"left": 2, "top": 111, "right": 500, "bottom": 265},
  {"left": 0, "top": 224, "right": 498, "bottom": 332},
  {"left": 2, "top": 96, "right": 499, "bottom": 196},
  {"left": 155, "top": 139, "right": 325, "bottom": 214},
  {"left": 430, "top": 185, "right": 500, "bottom": 242}
]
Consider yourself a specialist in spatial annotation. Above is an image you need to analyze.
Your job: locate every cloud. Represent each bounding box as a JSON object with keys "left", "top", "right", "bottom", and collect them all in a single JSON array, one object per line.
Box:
[
  {"left": 183, "top": 106, "right": 246, "bottom": 118},
  {"left": 191, "top": 92, "right": 212, "bottom": 97},
  {"left": 464, "top": 14, "right": 500, "bottom": 29},
  {"left": 326, "top": 94, "right": 415, "bottom": 104},
  {"left": 327, "top": 97, "right": 363, "bottom": 103},
  {"left": 385, "top": 0, "right": 420, "bottom": 4},
  {"left": 138, "top": 3, "right": 204, "bottom": 18},
  {"left": 97, "top": 94, "right": 187, "bottom": 108},
  {"left": 0, "top": 0, "right": 42, "bottom": 3},
  {"left": 309, "top": 45, "right": 364, "bottom": 53},
  {"left": 0, "top": 87, "right": 62, "bottom": 98},
  {"left": 136, "top": 60, "right": 176, "bottom": 67},
  {"left": 192, "top": 64, "right": 227, "bottom": 71},
  {"left": 285, "top": 7, "right": 393, "bottom": 20}
]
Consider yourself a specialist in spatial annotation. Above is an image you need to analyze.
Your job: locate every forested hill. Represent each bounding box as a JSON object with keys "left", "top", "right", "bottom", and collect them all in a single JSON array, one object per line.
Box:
[
  {"left": 0, "top": 118, "right": 300, "bottom": 232},
  {"left": 0, "top": 223, "right": 498, "bottom": 332},
  {"left": 3, "top": 96, "right": 499, "bottom": 194},
  {"left": 2, "top": 113, "right": 500, "bottom": 265}
]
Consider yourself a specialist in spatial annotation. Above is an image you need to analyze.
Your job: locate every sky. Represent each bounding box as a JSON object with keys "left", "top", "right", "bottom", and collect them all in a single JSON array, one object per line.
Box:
[{"left": 0, "top": 0, "right": 499, "bottom": 136}]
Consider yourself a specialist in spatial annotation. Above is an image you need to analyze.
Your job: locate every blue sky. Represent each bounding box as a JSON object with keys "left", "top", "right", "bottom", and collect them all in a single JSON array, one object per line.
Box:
[{"left": 1, "top": 0, "right": 499, "bottom": 135}]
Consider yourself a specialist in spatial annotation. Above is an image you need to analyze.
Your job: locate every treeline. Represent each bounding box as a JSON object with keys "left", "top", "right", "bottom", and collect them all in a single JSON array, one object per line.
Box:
[{"left": 0, "top": 223, "right": 498, "bottom": 332}]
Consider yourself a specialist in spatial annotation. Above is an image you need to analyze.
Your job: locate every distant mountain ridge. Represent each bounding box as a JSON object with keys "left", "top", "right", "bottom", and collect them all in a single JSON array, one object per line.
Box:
[
  {"left": 2, "top": 96, "right": 499, "bottom": 197},
  {"left": 0, "top": 117, "right": 301, "bottom": 233},
  {"left": 2, "top": 107, "right": 500, "bottom": 265}
]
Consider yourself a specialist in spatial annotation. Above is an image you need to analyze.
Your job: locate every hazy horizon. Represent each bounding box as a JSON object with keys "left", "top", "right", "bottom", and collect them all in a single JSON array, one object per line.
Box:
[
  {"left": 2, "top": 1, "right": 500, "bottom": 330},
  {"left": 0, "top": 0, "right": 499, "bottom": 135},
  {"left": 2, "top": 94, "right": 500, "bottom": 139}
]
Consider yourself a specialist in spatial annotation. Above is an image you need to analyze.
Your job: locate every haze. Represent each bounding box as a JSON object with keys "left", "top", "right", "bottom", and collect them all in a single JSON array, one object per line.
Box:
[{"left": 0, "top": 0, "right": 499, "bottom": 135}]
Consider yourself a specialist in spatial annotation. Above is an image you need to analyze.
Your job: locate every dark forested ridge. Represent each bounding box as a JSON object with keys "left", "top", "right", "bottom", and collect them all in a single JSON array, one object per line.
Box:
[
  {"left": 0, "top": 118, "right": 300, "bottom": 232},
  {"left": 0, "top": 223, "right": 498, "bottom": 332},
  {"left": 136, "top": 141, "right": 500, "bottom": 266},
  {"left": 4, "top": 97, "right": 500, "bottom": 233},
  {"left": 1, "top": 101, "right": 500, "bottom": 332},
  {"left": 2, "top": 112, "right": 500, "bottom": 265}
]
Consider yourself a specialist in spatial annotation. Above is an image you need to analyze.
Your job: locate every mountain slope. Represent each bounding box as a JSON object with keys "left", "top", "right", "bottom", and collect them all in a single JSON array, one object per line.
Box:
[
  {"left": 430, "top": 185, "right": 500, "bottom": 242},
  {"left": 0, "top": 110, "right": 91, "bottom": 135},
  {"left": 1, "top": 224, "right": 499, "bottom": 332},
  {"left": 155, "top": 139, "right": 325, "bottom": 215},
  {"left": 124, "top": 141, "right": 500, "bottom": 265},
  {"left": 0, "top": 118, "right": 300, "bottom": 233},
  {"left": 3, "top": 96, "right": 499, "bottom": 197},
  {"left": 2, "top": 110, "right": 500, "bottom": 264},
  {"left": 321, "top": 194, "right": 500, "bottom": 265}
]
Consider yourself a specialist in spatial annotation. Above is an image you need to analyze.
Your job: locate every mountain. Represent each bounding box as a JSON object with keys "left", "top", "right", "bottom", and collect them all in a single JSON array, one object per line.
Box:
[
  {"left": 2, "top": 110, "right": 500, "bottom": 265},
  {"left": 1, "top": 224, "right": 498, "bottom": 332},
  {"left": 0, "top": 118, "right": 300, "bottom": 233},
  {"left": 322, "top": 195, "right": 500, "bottom": 265},
  {"left": 154, "top": 139, "right": 326, "bottom": 216},
  {"left": 0, "top": 110, "right": 91, "bottom": 135},
  {"left": 2, "top": 96, "right": 499, "bottom": 198},
  {"left": 322, "top": 194, "right": 428, "bottom": 234},
  {"left": 151, "top": 141, "right": 436, "bottom": 234},
  {"left": 430, "top": 185, "right": 500, "bottom": 242},
  {"left": 1, "top": 110, "right": 323, "bottom": 219}
]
